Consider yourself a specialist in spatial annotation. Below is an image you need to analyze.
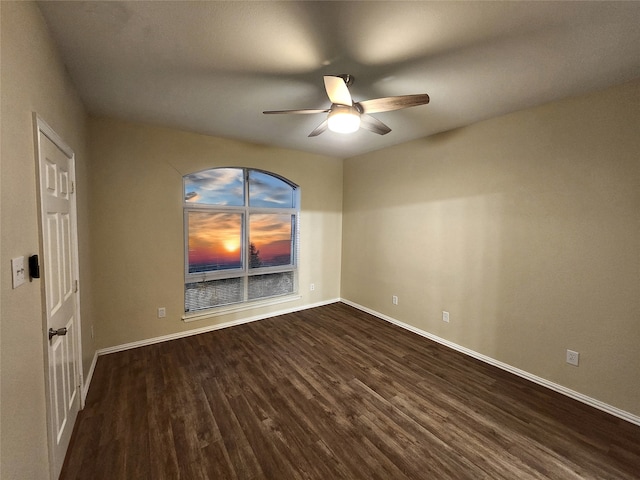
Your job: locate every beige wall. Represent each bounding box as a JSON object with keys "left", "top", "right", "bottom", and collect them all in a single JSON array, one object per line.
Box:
[
  {"left": 1, "top": 2, "right": 92, "bottom": 478},
  {"left": 87, "top": 117, "right": 343, "bottom": 349},
  {"left": 342, "top": 80, "right": 640, "bottom": 417}
]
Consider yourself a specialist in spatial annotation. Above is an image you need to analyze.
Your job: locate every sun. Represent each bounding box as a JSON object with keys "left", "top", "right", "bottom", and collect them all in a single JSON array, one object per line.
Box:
[{"left": 223, "top": 239, "right": 240, "bottom": 252}]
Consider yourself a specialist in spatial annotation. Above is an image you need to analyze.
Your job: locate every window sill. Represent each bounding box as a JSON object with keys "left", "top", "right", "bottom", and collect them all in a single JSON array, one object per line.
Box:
[{"left": 181, "top": 294, "right": 302, "bottom": 323}]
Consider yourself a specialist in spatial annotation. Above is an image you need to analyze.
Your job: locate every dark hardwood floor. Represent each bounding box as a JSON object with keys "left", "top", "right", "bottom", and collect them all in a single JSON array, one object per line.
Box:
[{"left": 61, "top": 302, "right": 640, "bottom": 479}]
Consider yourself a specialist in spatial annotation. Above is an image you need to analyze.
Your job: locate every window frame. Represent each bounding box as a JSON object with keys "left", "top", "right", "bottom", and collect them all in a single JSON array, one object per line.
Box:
[{"left": 183, "top": 167, "right": 299, "bottom": 313}]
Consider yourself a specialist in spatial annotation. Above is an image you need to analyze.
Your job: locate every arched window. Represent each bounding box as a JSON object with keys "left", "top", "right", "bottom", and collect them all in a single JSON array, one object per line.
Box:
[{"left": 183, "top": 167, "right": 299, "bottom": 312}]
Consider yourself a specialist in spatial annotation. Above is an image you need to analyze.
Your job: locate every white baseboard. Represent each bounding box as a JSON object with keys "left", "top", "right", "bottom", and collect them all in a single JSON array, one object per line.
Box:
[
  {"left": 341, "top": 298, "right": 640, "bottom": 427},
  {"left": 95, "top": 298, "right": 340, "bottom": 357},
  {"left": 82, "top": 350, "right": 98, "bottom": 406}
]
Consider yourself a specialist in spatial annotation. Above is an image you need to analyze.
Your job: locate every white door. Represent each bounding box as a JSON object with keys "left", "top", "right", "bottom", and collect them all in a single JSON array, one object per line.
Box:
[{"left": 35, "top": 115, "right": 83, "bottom": 479}]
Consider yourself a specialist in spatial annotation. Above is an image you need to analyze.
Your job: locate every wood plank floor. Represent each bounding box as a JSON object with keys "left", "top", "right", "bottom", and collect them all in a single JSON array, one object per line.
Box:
[{"left": 61, "top": 302, "right": 640, "bottom": 479}]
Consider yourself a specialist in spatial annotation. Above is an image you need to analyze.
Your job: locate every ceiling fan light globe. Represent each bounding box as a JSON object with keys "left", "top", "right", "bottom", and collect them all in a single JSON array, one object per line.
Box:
[{"left": 328, "top": 109, "right": 360, "bottom": 134}]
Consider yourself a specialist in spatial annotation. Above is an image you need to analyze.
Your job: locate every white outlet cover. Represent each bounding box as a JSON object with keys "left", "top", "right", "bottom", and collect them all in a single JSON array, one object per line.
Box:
[
  {"left": 566, "top": 349, "right": 579, "bottom": 366},
  {"left": 442, "top": 311, "right": 450, "bottom": 323}
]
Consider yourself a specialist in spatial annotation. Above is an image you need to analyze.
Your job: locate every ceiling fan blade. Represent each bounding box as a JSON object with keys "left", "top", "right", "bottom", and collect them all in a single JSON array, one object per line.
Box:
[
  {"left": 324, "top": 76, "right": 352, "bottom": 106},
  {"left": 308, "top": 119, "right": 328, "bottom": 137},
  {"left": 263, "top": 109, "right": 329, "bottom": 114},
  {"left": 357, "top": 94, "right": 430, "bottom": 114},
  {"left": 360, "top": 114, "right": 391, "bottom": 135}
]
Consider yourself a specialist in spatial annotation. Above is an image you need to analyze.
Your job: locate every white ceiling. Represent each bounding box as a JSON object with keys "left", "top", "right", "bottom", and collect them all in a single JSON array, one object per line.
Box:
[{"left": 38, "top": 1, "right": 640, "bottom": 159}]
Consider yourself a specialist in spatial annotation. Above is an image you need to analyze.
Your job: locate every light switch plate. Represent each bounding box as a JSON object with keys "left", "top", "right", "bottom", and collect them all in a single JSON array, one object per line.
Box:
[{"left": 12, "top": 256, "right": 26, "bottom": 289}]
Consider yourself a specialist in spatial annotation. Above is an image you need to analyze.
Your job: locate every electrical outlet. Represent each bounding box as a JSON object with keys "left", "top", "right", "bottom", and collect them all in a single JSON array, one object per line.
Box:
[
  {"left": 392, "top": 295, "right": 398, "bottom": 305},
  {"left": 310, "top": 283, "right": 315, "bottom": 291},
  {"left": 158, "top": 307, "right": 166, "bottom": 318},
  {"left": 566, "top": 349, "right": 579, "bottom": 366},
  {"left": 442, "top": 311, "right": 450, "bottom": 323}
]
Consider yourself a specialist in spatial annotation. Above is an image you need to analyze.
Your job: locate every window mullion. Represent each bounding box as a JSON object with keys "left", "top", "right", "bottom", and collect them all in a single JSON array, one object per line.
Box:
[{"left": 243, "top": 168, "right": 250, "bottom": 301}]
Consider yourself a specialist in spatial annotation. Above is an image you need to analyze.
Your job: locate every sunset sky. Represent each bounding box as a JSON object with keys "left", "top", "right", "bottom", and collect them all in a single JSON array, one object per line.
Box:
[
  {"left": 185, "top": 168, "right": 296, "bottom": 273},
  {"left": 184, "top": 168, "right": 244, "bottom": 206},
  {"left": 250, "top": 214, "right": 292, "bottom": 265},
  {"left": 184, "top": 168, "right": 297, "bottom": 208},
  {"left": 188, "top": 212, "right": 242, "bottom": 271},
  {"left": 188, "top": 212, "right": 293, "bottom": 272}
]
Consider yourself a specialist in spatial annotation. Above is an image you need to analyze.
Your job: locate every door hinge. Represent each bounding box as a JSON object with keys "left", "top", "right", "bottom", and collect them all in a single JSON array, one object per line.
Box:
[
  {"left": 74, "top": 280, "right": 78, "bottom": 293},
  {"left": 71, "top": 181, "right": 75, "bottom": 194}
]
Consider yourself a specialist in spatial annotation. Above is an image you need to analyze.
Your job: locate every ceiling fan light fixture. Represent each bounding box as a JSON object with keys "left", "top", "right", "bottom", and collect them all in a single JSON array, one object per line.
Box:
[
  {"left": 327, "top": 106, "right": 360, "bottom": 134},
  {"left": 264, "top": 74, "right": 429, "bottom": 138}
]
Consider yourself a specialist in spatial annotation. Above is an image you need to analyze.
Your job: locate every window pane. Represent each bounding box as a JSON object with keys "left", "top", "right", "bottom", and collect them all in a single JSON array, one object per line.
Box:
[
  {"left": 185, "top": 277, "right": 244, "bottom": 311},
  {"left": 248, "top": 272, "right": 294, "bottom": 300},
  {"left": 184, "top": 168, "right": 244, "bottom": 205},
  {"left": 249, "top": 170, "right": 296, "bottom": 208},
  {"left": 249, "top": 214, "right": 293, "bottom": 268},
  {"left": 188, "top": 211, "right": 242, "bottom": 273}
]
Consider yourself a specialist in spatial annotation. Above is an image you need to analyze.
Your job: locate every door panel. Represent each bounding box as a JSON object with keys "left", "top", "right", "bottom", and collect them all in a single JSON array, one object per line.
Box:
[
  {"left": 62, "top": 213, "right": 72, "bottom": 300},
  {"left": 46, "top": 212, "right": 62, "bottom": 315},
  {"left": 36, "top": 116, "right": 82, "bottom": 479},
  {"left": 51, "top": 314, "right": 77, "bottom": 443}
]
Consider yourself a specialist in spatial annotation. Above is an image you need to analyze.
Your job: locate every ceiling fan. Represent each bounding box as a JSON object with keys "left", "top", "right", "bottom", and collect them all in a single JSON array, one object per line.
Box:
[{"left": 263, "top": 75, "right": 430, "bottom": 137}]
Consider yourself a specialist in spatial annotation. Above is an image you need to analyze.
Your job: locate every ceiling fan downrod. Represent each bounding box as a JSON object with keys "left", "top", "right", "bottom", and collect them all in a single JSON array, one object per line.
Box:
[{"left": 336, "top": 74, "right": 355, "bottom": 87}]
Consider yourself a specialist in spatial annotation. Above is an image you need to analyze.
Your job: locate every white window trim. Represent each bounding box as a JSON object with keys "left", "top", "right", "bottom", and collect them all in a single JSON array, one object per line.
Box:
[{"left": 183, "top": 167, "right": 300, "bottom": 313}]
